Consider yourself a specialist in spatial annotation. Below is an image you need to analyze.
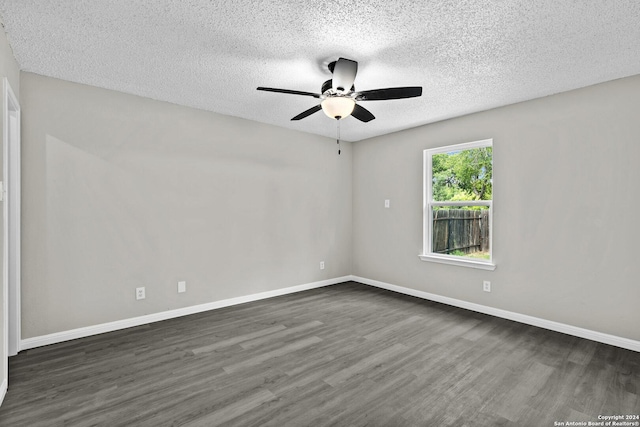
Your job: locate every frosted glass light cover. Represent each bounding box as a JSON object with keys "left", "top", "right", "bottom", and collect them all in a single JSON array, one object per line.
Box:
[{"left": 321, "top": 97, "right": 355, "bottom": 119}]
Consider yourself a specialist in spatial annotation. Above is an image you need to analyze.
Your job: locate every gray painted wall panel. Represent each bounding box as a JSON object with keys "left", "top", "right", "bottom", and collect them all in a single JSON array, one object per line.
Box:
[
  {"left": 16, "top": 70, "right": 640, "bottom": 345},
  {"left": 20, "top": 72, "right": 352, "bottom": 338},
  {"left": 352, "top": 75, "right": 640, "bottom": 341}
]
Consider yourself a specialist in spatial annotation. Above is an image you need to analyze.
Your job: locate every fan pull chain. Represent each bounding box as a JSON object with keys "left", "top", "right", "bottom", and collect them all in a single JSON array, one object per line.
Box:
[{"left": 336, "top": 119, "right": 341, "bottom": 155}]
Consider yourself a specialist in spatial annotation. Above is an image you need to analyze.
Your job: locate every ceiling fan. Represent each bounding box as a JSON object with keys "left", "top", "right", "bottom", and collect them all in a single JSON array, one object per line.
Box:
[{"left": 257, "top": 58, "right": 422, "bottom": 122}]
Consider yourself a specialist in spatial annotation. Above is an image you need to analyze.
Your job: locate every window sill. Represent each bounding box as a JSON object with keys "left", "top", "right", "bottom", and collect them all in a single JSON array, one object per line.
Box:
[{"left": 418, "top": 254, "right": 496, "bottom": 271}]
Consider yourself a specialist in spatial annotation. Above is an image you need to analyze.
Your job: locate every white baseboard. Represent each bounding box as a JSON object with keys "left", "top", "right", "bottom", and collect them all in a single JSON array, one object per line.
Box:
[
  {"left": 0, "top": 378, "right": 6, "bottom": 406},
  {"left": 20, "top": 276, "right": 351, "bottom": 351},
  {"left": 19, "top": 275, "right": 640, "bottom": 353},
  {"left": 349, "top": 275, "right": 640, "bottom": 353}
]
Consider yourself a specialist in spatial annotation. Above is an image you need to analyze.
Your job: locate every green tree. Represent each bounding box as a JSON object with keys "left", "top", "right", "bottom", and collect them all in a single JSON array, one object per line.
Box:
[{"left": 432, "top": 147, "right": 492, "bottom": 202}]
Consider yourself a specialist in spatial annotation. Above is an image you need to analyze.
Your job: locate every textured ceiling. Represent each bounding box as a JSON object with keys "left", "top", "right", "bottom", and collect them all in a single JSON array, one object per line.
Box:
[{"left": 1, "top": 1, "right": 639, "bottom": 141}]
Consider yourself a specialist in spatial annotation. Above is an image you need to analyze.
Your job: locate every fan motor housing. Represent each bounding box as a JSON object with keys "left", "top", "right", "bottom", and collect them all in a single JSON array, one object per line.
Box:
[{"left": 321, "top": 79, "right": 355, "bottom": 95}]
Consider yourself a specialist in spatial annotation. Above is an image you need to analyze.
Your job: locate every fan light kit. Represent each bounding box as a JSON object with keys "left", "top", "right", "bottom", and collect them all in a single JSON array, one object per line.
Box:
[
  {"left": 320, "top": 96, "right": 355, "bottom": 119},
  {"left": 257, "top": 57, "right": 422, "bottom": 153}
]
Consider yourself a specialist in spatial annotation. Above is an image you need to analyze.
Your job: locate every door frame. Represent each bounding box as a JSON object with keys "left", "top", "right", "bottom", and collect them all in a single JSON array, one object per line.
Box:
[{"left": 3, "top": 77, "right": 21, "bottom": 368}]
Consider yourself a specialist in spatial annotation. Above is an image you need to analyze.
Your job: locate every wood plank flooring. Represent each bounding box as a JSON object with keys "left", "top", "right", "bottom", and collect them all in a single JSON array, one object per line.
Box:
[{"left": 0, "top": 281, "right": 638, "bottom": 426}]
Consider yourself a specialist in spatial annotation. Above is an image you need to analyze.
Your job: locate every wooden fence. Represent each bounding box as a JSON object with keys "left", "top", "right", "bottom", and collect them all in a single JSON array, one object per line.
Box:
[{"left": 432, "top": 209, "right": 489, "bottom": 255}]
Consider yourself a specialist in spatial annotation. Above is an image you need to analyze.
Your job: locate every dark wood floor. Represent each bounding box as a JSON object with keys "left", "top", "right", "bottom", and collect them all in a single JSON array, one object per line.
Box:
[{"left": 0, "top": 282, "right": 638, "bottom": 426}]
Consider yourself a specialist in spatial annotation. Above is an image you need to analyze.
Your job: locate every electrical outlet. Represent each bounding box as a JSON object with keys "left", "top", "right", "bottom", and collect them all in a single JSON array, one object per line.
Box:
[
  {"left": 136, "top": 287, "right": 146, "bottom": 300},
  {"left": 178, "top": 281, "right": 186, "bottom": 293},
  {"left": 320, "top": 261, "right": 325, "bottom": 270},
  {"left": 483, "top": 281, "right": 491, "bottom": 293}
]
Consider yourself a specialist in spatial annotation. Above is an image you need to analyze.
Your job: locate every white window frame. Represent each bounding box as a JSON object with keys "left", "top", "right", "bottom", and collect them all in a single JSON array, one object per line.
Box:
[{"left": 420, "top": 138, "right": 495, "bottom": 270}]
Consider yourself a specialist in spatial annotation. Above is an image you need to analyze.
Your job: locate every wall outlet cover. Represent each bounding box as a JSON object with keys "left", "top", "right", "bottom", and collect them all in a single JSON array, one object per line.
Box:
[{"left": 483, "top": 281, "right": 491, "bottom": 292}]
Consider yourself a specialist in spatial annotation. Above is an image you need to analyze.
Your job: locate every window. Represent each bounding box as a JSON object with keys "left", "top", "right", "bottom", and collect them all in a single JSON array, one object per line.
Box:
[{"left": 420, "top": 139, "right": 495, "bottom": 270}]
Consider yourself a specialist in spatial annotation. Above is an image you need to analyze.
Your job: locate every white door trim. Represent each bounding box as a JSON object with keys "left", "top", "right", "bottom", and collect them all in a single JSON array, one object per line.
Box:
[{"left": 3, "top": 77, "right": 21, "bottom": 367}]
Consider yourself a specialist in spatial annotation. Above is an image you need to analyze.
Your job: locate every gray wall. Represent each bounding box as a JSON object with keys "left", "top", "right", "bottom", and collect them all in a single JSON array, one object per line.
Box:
[
  {"left": 20, "top": 72, "right": 352, "bottom": 338},
  {"left": 16, "top": 68, "right": 640, "bottom": 344},
  {"left": 0, "top": 26, "right": 20, "bottom": 393},
  {"left": 353, "top": 75, "right": 640, "bottom": 342}
]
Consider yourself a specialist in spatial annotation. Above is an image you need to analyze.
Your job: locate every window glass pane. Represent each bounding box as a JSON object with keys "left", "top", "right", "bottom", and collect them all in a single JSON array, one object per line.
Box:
[
  {"left": 432, "top": 206, "right": 490, "bottom": 260},
  {"left": 432, "top": 147, "right": 492, "bottom": 202}
]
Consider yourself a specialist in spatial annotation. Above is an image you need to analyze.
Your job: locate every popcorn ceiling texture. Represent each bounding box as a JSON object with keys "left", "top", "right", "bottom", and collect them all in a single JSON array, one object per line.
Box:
[{"left": 1, "top": 0, "right": 639, "bottom": 141}]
